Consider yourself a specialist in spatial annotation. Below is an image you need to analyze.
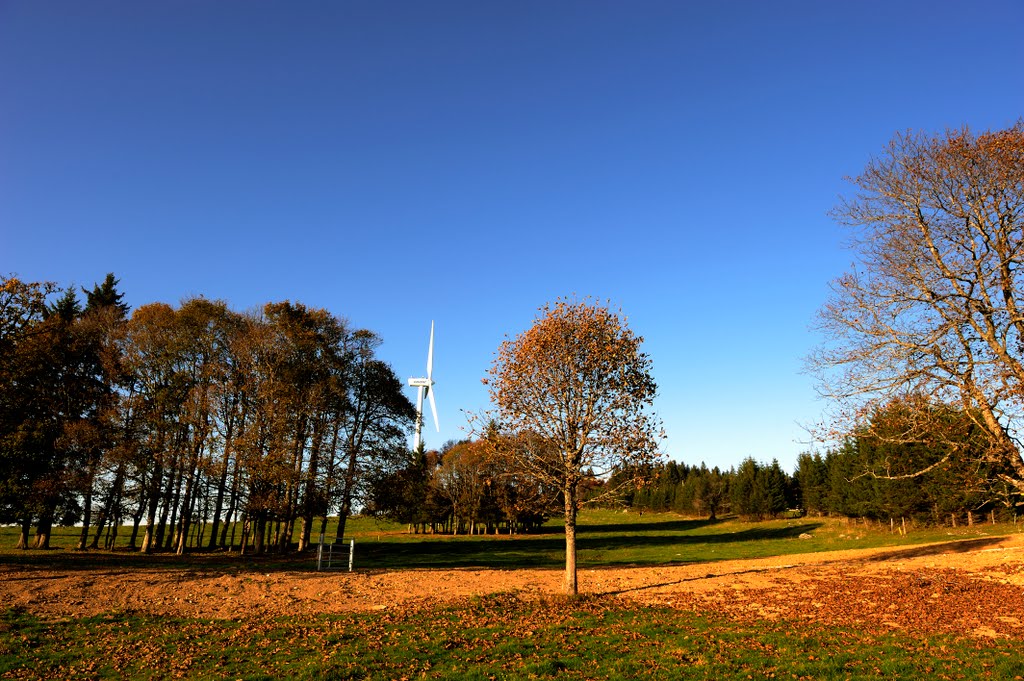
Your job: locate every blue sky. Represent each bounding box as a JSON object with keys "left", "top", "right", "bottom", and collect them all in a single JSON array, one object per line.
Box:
[{"left": 2, "top": 1, "right": 1021, "bottom": 472}]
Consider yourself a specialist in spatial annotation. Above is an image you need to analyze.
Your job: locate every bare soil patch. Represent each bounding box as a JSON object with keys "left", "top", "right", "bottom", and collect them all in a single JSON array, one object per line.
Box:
[{"left": 5, "top": 534, "right": 1024, "bottom": 638}]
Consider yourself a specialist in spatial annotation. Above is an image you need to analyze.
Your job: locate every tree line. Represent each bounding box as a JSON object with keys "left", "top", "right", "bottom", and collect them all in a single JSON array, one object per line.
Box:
[
  {"left": 368, "top": 438, "right": 559, "bottom": 535},
  {"left": 624, "top": 396, "right": 1021, "bottom": 525},
  {"left": 2, "top": 284, "right": 658, "bottom": 567},
  {"left": 5, "top": 272, "right": 1016, "bottom": 557},
  {"left": 0, "top": 274, "right": 415, "bottom": 552}
]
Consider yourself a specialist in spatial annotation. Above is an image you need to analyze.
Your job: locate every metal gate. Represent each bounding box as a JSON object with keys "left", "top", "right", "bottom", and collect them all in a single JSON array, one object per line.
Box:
[{"left": 316, "top": 534, "right": 354, "bottom": 572}]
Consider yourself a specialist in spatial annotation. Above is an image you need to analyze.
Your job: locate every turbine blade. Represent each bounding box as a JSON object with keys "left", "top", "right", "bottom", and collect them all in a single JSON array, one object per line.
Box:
[
  {"left": 427, "top": 387, "right": 439, "bottom": 432},
  {"left": 426, "top": 320, "right": 434, "bottom": 378}
]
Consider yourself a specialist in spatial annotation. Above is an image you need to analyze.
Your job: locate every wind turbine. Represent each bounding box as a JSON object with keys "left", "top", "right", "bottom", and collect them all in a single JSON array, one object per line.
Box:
[{"left": 408, "top": 321, "right": 439, "bottom": 451}]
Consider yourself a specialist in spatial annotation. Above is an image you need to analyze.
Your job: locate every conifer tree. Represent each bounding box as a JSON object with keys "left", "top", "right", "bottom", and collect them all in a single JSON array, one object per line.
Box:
[{"left": 83, "top": 273, "right": 130, "bottom": 318}]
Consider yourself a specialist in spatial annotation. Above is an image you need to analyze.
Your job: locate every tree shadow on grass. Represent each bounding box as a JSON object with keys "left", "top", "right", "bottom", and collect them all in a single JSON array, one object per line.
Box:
[
  {"left": 355, "top": 522, "right": 824, "bottom": 570},
  {"left": 525, "top": 517, "right": 724, "bottom": 536},
  {"left": 0, "top": 521, "right": 825, "bottom": 573},
  {"left": 862, "top": 536, "right": 1008, "bottom": 562},
  {"left": 576, "top": 518, "right": 725, "bottom": 534},
  {"left": 580, "top": 522, "right": 822, "bottom": 549},
  {"left": 0, "top": 547, "right": 309, "bottom": 574}
]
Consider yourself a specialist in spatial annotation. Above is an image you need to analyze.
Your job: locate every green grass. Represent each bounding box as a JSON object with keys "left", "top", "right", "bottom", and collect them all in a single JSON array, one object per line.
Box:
[
  {"left": 3, "top": 510, "right": 1021, "bottom": 573},
  {"left": 2, "top": 594, "right": 1020, "bottom": 680},
  {"left": 347, "top": 509, "right": 1024, "bottom": 571}
]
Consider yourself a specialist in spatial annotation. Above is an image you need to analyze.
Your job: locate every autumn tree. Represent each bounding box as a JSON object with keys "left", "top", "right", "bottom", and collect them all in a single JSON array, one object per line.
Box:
[
  {"left": 434, "top": 440, "right": 493, "bottom": 534},
  {"left": 1, "top": 275, "right": 416, "bottom": 553},
  {"left": 0, "top": 276, "right": 58, "bottom": 548},
  {"left": 330, "top": 329, "right": 417, "bottom": 543},
  {"left": 485, "top": 299, "right": 662, "bottom": 595},
  {"left": 811, "top": 122, "right": 1024, "bottom": 490},
  {"left": 0, "top": 276, "right": 119, "bottom": 549}
]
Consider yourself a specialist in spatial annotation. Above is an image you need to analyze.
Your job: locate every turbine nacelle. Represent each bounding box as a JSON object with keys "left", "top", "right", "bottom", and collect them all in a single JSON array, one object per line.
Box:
[{"left": 408, "top": 377, "right": 433, "bottom": 388}]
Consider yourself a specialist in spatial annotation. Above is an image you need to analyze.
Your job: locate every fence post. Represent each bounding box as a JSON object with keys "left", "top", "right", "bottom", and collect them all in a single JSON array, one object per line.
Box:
[{"left": 348, "top": 538, "right": 355, "bottom": 572}]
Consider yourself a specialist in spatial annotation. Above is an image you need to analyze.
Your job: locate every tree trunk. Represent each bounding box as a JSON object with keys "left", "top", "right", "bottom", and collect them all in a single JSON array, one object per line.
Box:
[
  {"left": 208, "top": 396, "right": 238, "bottom": 549},
  {"left": 92, "top": 464, "right": 125, "bottom": 549},
  {"left": 106, "top": 515, "right": 119, "bottom": 550},
  {"left": 16, "top": 518, "right": 31, "bottom": 550},
  {"left": 564, "top": 482, "right": 579, "bottom": 596},
  {"left": 34, "top": 512, "right": 54, "bottom": 550},
  {"left": 253, "top": 514, "right": 266, "bottom": 555},
  {"left": 240, "top": 515, "right": 250, "bottom": 555},
  {"left": 280, "top": 517, "right": 295, "bottom": 553},
  {"left": 335, "top": 441, "right": 361, "bottom": 542},
  {"left": 141, "top": 464, "right": 163, "bottom": 553},
  {"left": 129, "top": 483, "right": 146, "bottom": 550},
  {"left": 336, "top": 503, "right": 350, "bottom": 542},
  {"left": 77, "top": 470, "right": 95, "bottom": 550},
  {"left": 162, "top": 459, "right": 185, "bottom": 551},
  {"left": 220, "top": 457, "right": 241, "bottom": 549},
  {"left": 298, "top": 415, "right": 325, "bottom": 552},
  {"left": 175, "top": 448, "right": 202, "bottom": 555},
  {"left": 176, "top": 468, "right": 199, "bottom": 555}
]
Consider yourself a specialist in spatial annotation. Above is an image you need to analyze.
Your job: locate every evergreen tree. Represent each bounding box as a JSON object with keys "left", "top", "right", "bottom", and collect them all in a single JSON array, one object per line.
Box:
[
  {"left": 731, "top": 458, "right": 760, "bottom": 519},
  {"left": 83, "top": 273, "right": 130, "bottom": 318},
  {"left": 794, "top": 452, "right": 829, "bottom": 516},
  {"left": 694, "top": 465, "right": 727, "bottom": 520},
  {"left": 47, "top": 287, "right": 82, "bottom": 322},
  {"left": 756, "top": 459, "right": 789, "bottom": 518}
]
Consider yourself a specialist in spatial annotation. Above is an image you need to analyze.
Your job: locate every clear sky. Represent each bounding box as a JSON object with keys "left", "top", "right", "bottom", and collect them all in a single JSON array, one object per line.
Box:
[{"left": 2, "top": 1, "right": 1021, "bottom": 472}]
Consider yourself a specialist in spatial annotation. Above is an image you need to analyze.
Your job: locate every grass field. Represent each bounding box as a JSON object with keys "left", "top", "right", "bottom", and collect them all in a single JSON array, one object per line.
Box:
[
  {"left": 3, "top": 512, "right": 1023, "bottom": 680},
  {"left": 3, "top": 509, "right": 1020, "bottom": 571}
]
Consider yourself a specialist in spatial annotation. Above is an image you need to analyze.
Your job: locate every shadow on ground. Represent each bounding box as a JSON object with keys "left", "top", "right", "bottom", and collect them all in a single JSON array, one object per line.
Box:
[
  {"left": 355, "top": 522, "right": 824, "bottom": 570},
  {"left": 0, "top": 519, "right": 825, "bottom": 573},
  {"left": 863, "top": 536, "right": 1008, "bottom": 562},
  {"left": 0, "top": 547, "right": 308, "bottom": 574}
]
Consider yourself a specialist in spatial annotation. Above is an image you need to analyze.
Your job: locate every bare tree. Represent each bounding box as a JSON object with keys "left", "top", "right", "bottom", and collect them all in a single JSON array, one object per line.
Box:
[
  {"left": 810, "top": 122, "right": 1024, "bottom": 488},
  {"left": 484, "top": 299, "right": 662, "bottom": 595}
]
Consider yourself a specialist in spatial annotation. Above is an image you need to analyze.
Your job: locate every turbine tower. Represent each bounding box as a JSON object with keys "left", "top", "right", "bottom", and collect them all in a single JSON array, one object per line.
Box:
[{"left": 408, "top": 321, "right": 439, "bottom": 452}]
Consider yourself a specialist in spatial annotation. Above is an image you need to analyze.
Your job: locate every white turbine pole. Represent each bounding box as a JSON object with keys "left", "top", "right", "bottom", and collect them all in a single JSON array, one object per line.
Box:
[
  {"left": 409, "top": 321, "right": 439, "bottom": 452},
  {"left": 413, "top": 384, "right": 425, "bottom": 451}
]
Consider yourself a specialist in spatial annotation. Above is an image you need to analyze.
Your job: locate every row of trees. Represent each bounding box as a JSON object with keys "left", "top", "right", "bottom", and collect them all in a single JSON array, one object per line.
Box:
[
  {"left": 0, "top": 274, "right": 415, "bottom": 553},
  {"left": 796, "top": 396, "right": 1019, "bottom": 523},
  {"left": 627, "top": 443, "right": 1016, "bottom": 526},
  {"left": 2, "top": 288, "right": 664, "bottom": 599},
  {"left": 369, "top": 439, "right": 557, "bottom": 535},
  {"left": 375, "top": 403, "right": 1017, "bottom": 532},
  {"left": 626, "top": 395, "right": 1021, "bottom": 524}
]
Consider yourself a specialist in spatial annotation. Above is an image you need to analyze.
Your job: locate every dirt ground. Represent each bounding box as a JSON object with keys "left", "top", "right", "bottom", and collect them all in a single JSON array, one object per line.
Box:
[{"left": 5, "top": 534, "right": 1024, "bottom": 639}]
